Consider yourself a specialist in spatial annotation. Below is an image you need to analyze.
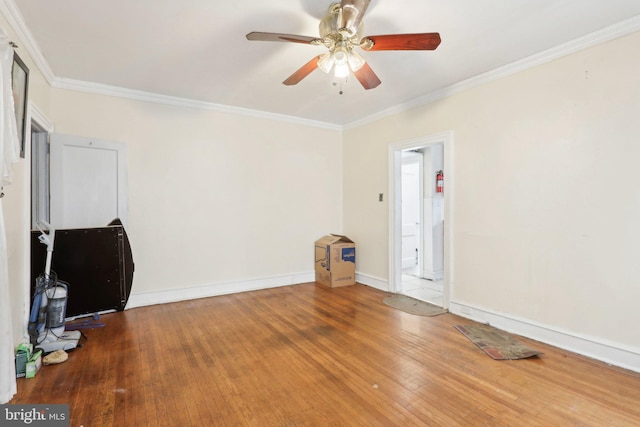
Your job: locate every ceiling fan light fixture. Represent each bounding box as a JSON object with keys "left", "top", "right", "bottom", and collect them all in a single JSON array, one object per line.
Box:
[
  {"left": 332, "top": 46, "right": 350, "bottom": 78},
  {"left": 319, "top": 46, "right": 363, "bottom": 78},
  {"left": 318, "top": 53, "right": 335, "bottom": 74}
]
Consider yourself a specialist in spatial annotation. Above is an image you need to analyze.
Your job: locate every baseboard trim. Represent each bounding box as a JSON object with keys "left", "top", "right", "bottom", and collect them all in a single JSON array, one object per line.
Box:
[
  {"left": 356, "top": 272, "right": 389, "bottom": 292},
  {"left": 126, "top": 271, "right": 315, "bottom": 309},
  {"left": 450, "top": 301, "right": 640, "bottom": 373}
]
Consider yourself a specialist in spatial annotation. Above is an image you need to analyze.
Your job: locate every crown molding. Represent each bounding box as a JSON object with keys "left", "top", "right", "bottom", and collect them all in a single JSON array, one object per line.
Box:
[
  {"left": 0, "top": 0, "right": 55, "bottom": 85},
  {"left": 51, "top": 77, "right": 342, "bottom": 131},
  {"left": 344, "top": 14, "right": 640, "bottom": 129}
]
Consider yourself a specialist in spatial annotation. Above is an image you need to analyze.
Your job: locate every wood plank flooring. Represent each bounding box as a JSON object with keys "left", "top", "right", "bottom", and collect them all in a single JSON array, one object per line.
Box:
[{"left": 11, "top": 283, "right": 640, "bottom": 426}]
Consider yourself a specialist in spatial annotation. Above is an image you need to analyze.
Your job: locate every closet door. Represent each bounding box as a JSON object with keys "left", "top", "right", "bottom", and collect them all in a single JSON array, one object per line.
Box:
[{"left": 50, "top": 134, "right": 127, "bottom": 229}]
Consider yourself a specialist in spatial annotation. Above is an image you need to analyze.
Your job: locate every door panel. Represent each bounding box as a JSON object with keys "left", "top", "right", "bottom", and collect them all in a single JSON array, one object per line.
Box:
[
  {"left": 50, "top": 134, "right": 127, "bottom": 229},
  {"left": 401, "top": 159, "right": 421, "bottom": 271}
]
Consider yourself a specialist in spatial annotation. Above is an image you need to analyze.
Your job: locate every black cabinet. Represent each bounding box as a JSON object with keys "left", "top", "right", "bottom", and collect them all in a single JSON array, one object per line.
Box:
[{"left": 31, "top": 220, "right": 134, "bottom": 318}]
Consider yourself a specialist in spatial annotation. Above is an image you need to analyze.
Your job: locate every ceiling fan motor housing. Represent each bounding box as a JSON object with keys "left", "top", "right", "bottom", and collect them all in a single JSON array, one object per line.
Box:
[
  {"left": 319, "top": 2, "right": 364, "bottom": 44},
  {"left": 339, "top": 0, "right": 370, "bottom": 35}
]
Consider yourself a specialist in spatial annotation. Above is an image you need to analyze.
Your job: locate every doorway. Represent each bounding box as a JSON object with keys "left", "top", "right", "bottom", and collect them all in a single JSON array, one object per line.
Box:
[
  {"left": 389, "top": 132, "right": 453, "bottom": 308},
  {"left": 400, "top": 147, "right": 444, "bottom": 306}
]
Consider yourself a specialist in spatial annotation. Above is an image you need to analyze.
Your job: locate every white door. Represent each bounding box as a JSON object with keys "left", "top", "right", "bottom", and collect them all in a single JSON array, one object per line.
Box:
[
  {"left": 401, "top": 155, "right": 422, "bottom": 272},
  {"left": 50, "top": 134, "right": 127, "bottom": 229}
]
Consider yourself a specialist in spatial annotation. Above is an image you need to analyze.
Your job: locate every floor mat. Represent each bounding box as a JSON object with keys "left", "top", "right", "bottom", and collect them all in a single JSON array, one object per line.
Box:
[
  {"left": 383, "top": 294, "right": 448, "bottom": 316},
  {"left": 454, "top": 323, "right": 543, "bottom": 360}
]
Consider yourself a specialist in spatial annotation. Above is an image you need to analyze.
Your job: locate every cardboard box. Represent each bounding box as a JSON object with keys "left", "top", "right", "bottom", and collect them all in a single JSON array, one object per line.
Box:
[{"left": 314, "top": 234, "right": 356, "bottom": 287}]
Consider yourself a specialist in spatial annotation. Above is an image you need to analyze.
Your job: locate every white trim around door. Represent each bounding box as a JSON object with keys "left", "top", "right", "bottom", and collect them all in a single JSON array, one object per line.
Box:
[{"left": 388, "top": 131, "right": 454, "bottom": 308}]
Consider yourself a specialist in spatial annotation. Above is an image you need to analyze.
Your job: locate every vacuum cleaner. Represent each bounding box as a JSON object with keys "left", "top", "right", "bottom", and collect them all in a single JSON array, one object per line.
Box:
[{"left": 28, "top": 221, "right": 81, "bottom": 353}]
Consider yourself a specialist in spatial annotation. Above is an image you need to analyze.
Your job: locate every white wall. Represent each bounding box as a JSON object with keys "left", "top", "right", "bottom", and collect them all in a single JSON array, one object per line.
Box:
[
  {"left": 6, "top": 72, "right": 342, "bottom": 344},
  {"left": 49, "top": 89, "right": 343, "bottom": 301},
  {"left": 0, "top": 12, "right": 52, "bottom": 346},
  {"left": 344, "top": 31, "right": 640, "bottom": 355}
]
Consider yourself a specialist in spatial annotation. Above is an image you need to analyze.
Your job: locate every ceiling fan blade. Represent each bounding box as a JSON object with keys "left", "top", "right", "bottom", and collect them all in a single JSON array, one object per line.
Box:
[
  {"left": 340, "top": 0, "right": 371, "bottom": 33},
  {"left": 283, "top": 56, "right": 322, "bottom": 86},
  {"left": 246, "top": 32, "right": 319, "bottom": 45},
  {"left": 361, "top": 33, "right": 441, "bottom": 51},
  {"left": 352, "top": 62, "right": 381, "bottom": 90}
]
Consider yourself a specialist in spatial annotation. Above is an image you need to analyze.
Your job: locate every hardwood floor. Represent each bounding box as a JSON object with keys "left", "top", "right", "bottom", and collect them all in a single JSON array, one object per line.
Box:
[{"left": 11, "top": 283, "right": 640, "bottom": 426}]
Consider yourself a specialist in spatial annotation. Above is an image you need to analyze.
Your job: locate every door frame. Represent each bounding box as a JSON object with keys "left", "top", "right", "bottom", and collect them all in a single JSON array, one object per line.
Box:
[{"left": 388, "top": 131, "right": 454, "bottom": 308}]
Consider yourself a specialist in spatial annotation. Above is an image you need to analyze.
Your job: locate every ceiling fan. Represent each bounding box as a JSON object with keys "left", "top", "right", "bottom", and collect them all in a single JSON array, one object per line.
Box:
[{"left": 246, "top": 0, "right": 441, "bottom": 90}]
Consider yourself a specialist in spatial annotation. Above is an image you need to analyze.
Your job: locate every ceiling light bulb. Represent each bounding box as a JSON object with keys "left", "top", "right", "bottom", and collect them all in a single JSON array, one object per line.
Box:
[
  {"left": 332, "top": 46, "right": 350, "bottom": 78},
  {"left": 334, "top": 62, "right": 349, "bottom": 78}
]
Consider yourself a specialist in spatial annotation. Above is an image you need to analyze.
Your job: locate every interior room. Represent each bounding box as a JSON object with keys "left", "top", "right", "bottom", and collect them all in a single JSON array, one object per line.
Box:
[{"left": 1, "top": 0, "right": 640, "bottom": 424}]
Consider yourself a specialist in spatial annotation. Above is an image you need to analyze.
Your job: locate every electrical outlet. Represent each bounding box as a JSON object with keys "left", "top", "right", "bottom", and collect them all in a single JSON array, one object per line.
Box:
[{"left": 379, "top": 193, "right": 384, "bottom": 202}]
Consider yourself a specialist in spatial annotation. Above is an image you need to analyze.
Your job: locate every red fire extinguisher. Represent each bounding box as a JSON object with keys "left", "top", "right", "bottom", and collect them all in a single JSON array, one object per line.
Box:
[{"left": 436, "top": 170, "right": 444, "bottom": 193}]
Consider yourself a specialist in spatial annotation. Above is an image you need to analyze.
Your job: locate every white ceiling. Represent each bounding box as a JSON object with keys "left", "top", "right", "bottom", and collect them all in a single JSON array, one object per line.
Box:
[{"left": 9, "top": 0, "right": 640, "bottom": 126}]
